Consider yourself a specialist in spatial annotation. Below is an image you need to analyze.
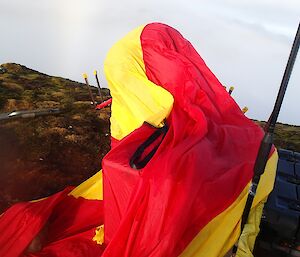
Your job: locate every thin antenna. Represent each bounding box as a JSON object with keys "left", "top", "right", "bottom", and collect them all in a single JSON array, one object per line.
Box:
[
  {"left": 82, "top": 73, "right": 96, "bottom": 105},
  {"left": 94, "top": 70, "right": 104, "bottom": 103},
  {"left": 232, "top": 22, "right": 300, "bottom": 256}
]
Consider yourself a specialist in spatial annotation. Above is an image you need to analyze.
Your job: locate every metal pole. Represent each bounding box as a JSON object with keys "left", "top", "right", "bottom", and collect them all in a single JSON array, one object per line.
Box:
[
  {"left": 82, "top": 73, "right": 96, "bottom": 105},
  {"left": 94, "top": 70, "right": 104, "bottom": 103},
  {"left": 232, "top": 22, "right": 300, "bottom": 256},
  {"left": 0, "top": 109, "right": 61, "bottom": 121},
  {"left": 242, "top": 107, "right": 248, "bottom": 113}
]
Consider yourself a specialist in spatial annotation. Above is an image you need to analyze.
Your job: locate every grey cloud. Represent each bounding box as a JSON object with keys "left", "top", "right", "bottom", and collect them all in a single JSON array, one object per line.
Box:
[{"left": 0, "top": 0, "right": 299, "bottom": 124}]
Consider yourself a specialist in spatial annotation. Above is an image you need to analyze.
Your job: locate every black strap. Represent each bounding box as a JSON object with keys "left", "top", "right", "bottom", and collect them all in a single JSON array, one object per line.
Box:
[
  {"left": 130, "top": 123, "right": 168, "bottom": 169},
  {"left": 231, "top": 22, "right": 300, "bottom": 257}
]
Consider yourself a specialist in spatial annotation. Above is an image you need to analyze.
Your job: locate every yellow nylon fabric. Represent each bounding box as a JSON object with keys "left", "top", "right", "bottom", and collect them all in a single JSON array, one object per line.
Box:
[
  {"left": 103, "top": 24, "right": 278, "bottom": 256},
  {"left": 31, "top": 171, "right": 103, "bottom": 202},
  {"left": 93, "top": 225, "right": 105, "bottom": 245},
  {"left": 179, "top": 151, "right": 278, "bottom": 257},
  {"left": 68, "top": 171, "right": 104, "bottom": 245},
  {"left": 104, "top": 25, "right": 174, "bottom": 140},
  {"left": 69, "top": 171, "right": 103, "bottom": 200}
]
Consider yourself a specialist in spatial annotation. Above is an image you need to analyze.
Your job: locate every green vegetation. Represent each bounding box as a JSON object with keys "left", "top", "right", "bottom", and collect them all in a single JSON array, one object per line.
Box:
[
  {"left": 256, "top": 121, "right": 300, "bottom": 152},
  {"left": 0, "top": 63, "right": 110, "bottom": 111},
  {"left": 0, "top": 63, "right": 299, "bottom": 214},
  {"left": 0, "top": 63, "right": 111, "bottom": 212}
]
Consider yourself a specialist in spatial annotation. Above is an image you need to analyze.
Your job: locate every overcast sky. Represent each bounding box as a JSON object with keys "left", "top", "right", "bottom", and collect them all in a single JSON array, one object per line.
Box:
[{"left": 0, "top": 0, "right": 299, "bottom": 124}]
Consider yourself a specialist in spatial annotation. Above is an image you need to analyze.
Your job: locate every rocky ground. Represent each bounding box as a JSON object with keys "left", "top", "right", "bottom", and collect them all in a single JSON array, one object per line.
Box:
[
  {"left": 0, "top": 62, "right": 299, "bottom": 216},
  {"left": 0, "top": 63, "right": 111, "bottom": 213}
]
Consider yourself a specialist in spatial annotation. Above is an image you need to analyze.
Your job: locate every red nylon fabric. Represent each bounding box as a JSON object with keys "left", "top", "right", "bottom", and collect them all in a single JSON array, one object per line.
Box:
[
  {"left": 102, "top": 23, "right": 264, "bottom": 257},
  {"left": 0, "top": 188, "right": 104, "bottom": 257},
  {"left": 96, "top": 98, "right": 112, "bottom": 110},
  {"left": 0, "top": 188, "right": 72, "bottom": 257}
]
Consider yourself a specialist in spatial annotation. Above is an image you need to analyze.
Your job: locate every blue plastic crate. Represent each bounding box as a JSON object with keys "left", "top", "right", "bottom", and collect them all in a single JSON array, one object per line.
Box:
[{"left": 263, "top": 149, "right": 300, "bottom": 241}]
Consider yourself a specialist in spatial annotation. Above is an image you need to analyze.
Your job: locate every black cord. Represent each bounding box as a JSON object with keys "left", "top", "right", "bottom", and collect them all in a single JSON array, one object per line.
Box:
[{"left": 130, "top": 123, "right": 168, "bottom": 170}]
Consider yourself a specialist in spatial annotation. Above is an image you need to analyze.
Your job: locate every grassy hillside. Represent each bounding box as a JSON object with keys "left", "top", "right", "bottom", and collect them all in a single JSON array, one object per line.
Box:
[
  {"left": 0, "top": 63, "right": 111, "bottom": 212},
  {"left": 0, "top": 63, "right": 299, "bottom": 213},
  {"left": 256, "top": 121, "right": 300, "bottom": 153}
]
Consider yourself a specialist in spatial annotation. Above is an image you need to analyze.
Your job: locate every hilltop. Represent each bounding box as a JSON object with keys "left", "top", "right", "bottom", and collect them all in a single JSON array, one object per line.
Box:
[
  {"left": 0, "top": 63, "right": 299, "bottom": 213},
  {"left": 0, "top": 63, "right": 111, "bottom": 212},
  {"left": 256, "top": 121, "right": 300, "bottom": 153}
]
